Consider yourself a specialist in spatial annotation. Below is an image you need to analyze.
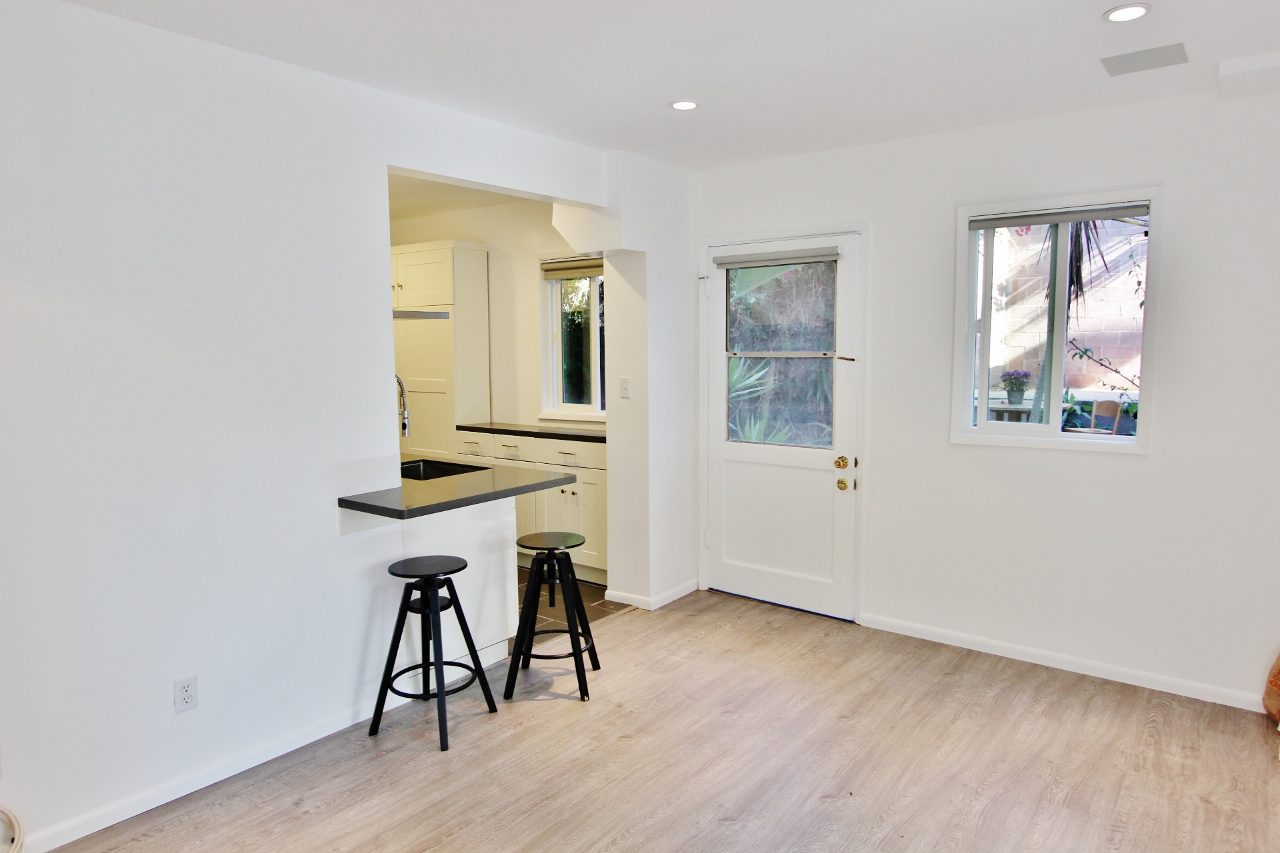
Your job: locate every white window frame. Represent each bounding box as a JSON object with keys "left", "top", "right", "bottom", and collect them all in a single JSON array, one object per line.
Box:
[
  {"left": 950, "top": 188, "right": 1159, "bottom": 453},
  {"left": 542, "top": 274, "right": 606, "bottom": 422}
]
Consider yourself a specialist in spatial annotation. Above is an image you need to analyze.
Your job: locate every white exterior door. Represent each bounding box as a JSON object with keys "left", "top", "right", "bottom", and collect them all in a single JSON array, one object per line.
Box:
[{"left": 704, "top": 233, "right": 863, "bottom": 620}]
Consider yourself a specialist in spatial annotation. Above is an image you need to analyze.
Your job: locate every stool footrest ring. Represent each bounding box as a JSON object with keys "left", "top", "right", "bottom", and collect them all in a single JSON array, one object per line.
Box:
[
  {"left": 388, "top": 661, "right": 479, "bottom": 700},
  {"left": 526, "top": 628, "right": 595, "bottom": 660}
]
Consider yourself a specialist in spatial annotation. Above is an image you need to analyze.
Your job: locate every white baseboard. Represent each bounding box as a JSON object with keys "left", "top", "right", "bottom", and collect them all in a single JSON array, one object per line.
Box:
[
  {"left": 858, "top": 612, "right": 1263, "bottom": 713},
  {"left": 606, "top": 579, "right": 698, "bottom": 611},
  {"left": 25, "top": 707, "right": 369, "bottom": 852},
  {"left": 25, "top": 642, "right": 507, "bottom": 853}
]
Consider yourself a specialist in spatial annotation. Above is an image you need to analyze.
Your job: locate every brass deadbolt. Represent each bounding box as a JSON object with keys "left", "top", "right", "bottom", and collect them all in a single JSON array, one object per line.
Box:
[{"left": 836, "top": 478, "right": 849, "bottom": 491}]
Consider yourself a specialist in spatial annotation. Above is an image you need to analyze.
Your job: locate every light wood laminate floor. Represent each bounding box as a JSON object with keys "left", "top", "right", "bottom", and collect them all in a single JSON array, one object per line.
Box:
[{"left": 60, "top": 592, "right": 1279, "bottom": 852}]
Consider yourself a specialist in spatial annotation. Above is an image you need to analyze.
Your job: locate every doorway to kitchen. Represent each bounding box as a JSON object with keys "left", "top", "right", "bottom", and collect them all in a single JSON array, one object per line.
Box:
[
  {"left": 701, "top": 232, "right": 865, "bottom": 620},
  {"left": 384, "top": 170, "right": 625, "bottom": 629}
]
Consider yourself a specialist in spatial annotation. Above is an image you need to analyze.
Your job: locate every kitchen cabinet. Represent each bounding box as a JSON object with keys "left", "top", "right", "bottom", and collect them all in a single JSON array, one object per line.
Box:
[
  {"left": 392, "top": 241, "right": 490, "bottom": 456},
  {"left": 492, "top": 434, "right": 537, "bottom": 463},
  {"left": 452, "top": 431, "right": 495, "bottom": 459},
  {"left": 538, "top": 466, "right": 607, "bottom": 571},
  {"left": 454, "top": 429, "right": 608, "bottom": 577},
  {"left": 394, "top": 313, "right": 454, "bottom": 456},
  {"left": 535, "top": 436, "right": 607, "bottom": 470},
  {"left": 391, "top": 247, "right": 450, "bottom": 308}
]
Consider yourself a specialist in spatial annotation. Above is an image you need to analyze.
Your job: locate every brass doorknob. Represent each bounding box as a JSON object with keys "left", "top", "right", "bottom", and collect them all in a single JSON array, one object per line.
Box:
[
  {"left": 834, "top": 456, "right": 849, "bottom": 469},
  {"left": 836, "top": 478, "right": 848, "bottom": 491}
]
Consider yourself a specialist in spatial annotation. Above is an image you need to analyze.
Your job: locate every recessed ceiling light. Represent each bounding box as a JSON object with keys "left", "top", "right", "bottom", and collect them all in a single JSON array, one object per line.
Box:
[
  {"left": 670, "top": 101, "right": 698, "bottom": 111},
  {"left": 1105, "top": 4, "right": 1150, "bottom": 22}
]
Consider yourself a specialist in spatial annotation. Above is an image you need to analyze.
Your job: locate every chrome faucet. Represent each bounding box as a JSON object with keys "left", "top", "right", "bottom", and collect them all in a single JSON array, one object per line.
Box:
[{"left": 395, "top": 374, "right": 409, "bottom": 437}]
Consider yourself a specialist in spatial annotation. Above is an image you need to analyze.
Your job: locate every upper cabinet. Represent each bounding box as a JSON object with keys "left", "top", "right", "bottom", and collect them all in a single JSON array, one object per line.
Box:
[
  {"left": 393, "top": 241, "right": 491, "bottom": 455},
  {"left": 392, "top": 245, "right": 452, "bottom": 308}
]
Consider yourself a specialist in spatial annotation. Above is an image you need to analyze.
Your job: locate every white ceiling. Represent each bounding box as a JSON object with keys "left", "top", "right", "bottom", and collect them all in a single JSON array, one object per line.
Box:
[{"left": 67, "top": 0, "right": 1280, "bottom": 168}]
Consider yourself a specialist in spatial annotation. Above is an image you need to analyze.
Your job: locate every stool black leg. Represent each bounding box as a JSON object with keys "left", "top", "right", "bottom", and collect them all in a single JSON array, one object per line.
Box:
[
  {"left": 445, "top": 576, "right": 497, "bottom": 714},
  {"left": 427, "top": 584, "right": 449, "bottom": 751},
  {"left": 417, "top": 583, "right": 431, "bottom": 696},
  {"left": 558, "top": 553, "right": 600, "bottom": 671},
  {"left": 520, "top": 557, "right": 546, "bottom": 671},
  {"left": 370, "top": 583, "right": 413, "bottom": 736},
  {"left": 546, "top": 554, "right": 556, "bottom": 608},
  {"left": 559, "top": 568, "right": 590, "bottom": 702},
  {"left": 504, "top": 555, "right": 544, "bottom": 699}
]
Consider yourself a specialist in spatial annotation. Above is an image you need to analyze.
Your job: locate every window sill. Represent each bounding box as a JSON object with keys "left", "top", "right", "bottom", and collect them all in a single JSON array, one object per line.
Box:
[
  {"left": 539, "top": 410, "right": 606, "bottom": 424},
  {"left": 951, "top": 429, "right": 1146, "bottom": 454}
]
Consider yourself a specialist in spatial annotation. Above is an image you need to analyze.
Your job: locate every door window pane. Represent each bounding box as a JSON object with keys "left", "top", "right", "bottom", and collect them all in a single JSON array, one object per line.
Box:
[
  {"left": 728, "top": 356, "right": 832, "bottom": 448},
  {"left": 728, "top": 262, "right": 835, "bottom": 352}
]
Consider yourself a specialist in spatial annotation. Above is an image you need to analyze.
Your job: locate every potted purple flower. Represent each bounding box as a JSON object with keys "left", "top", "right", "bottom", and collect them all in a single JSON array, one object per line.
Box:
[{"left": 1000, "top": 370, "right": 1031, "bottom": 406}]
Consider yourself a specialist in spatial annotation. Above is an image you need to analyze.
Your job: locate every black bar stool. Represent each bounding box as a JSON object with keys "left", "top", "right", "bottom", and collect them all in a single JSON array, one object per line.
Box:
[
  {"left": 369, "top": 555, "right": 496, "bottom": 750},
  {"left": 504, "top": 532, "right": 600, "bottom": 702}
]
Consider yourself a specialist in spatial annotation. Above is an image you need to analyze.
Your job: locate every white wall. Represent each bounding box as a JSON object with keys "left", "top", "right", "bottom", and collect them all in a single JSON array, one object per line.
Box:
[
  {"left": 550, "top": 155, "right": 700, "bottom": 609},
  {"left": 390, "top": 199, "right": 573, "bottom": 424},
  {"left": 0, "top": 1, "right": 616, "bottom": 849},
  {"left": 614, "top": 155, "right": 700, "bottom": 606},
  {"left": 695, "top": 91, "right": 1280, "bottom": 711}
]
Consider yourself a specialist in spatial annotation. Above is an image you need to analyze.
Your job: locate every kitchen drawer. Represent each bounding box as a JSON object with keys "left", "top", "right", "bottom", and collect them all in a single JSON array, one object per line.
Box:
[
  {"left": 492, "top": 434, "right": 536, "bottom": 462},
  {"left": 452, "top": 431, "right": 494, "bottom": 459},
  {"left": 535, "top": 437, "right": 606, "bottom": 470}
]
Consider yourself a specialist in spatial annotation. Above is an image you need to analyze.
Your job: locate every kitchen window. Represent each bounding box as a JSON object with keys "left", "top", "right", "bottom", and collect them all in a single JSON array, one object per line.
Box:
[
  {"left": 951, "top": 192, "right": 1153, "bottom": 451},
  {"left": 542, "top": 257, "right": 605, "bottom": 420}
]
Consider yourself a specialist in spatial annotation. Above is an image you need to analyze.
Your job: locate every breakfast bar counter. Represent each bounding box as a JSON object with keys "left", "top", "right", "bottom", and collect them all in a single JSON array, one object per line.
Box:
[
  {"left": 338, "top": 460, "right": 575, "bottom": 519},
  {"left": 338, "top": 454, "right": 576, "bottom": 682}
]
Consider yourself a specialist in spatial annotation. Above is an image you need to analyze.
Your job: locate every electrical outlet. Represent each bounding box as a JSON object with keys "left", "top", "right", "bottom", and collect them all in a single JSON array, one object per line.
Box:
[
  {"left": 620, "top": 376, "right": 631, "bottom": 399},
  {"left": 173, "top": 675, "right": 198, "bottom": 713}
]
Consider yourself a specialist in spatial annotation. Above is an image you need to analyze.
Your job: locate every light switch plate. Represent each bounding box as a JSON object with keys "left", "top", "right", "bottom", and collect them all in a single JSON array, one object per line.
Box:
[{"left": 620, "top": 377, "right": 631, "bottom": 399}]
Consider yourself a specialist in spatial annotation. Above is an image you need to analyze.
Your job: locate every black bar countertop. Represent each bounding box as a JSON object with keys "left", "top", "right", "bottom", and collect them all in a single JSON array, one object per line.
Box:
[
  {"left": 456, "top": 421, "right": 606, "bottom": 443},
  {"left": 338, "top": 457, "right": 575, "bottom": 520}
]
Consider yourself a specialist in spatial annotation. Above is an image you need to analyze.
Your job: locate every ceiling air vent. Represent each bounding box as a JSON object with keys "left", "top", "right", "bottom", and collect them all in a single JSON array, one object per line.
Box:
[{"left": 1101, "top": 43, "right": 1189, "bottom": 76}]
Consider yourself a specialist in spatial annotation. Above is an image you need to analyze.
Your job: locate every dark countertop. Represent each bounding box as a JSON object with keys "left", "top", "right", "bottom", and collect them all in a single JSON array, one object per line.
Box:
[
  {"left": 456, "top": 421, "right": 606, "bottom": 443},
  {"left": 338, "top": 457, "right": 576, "bottom": 520}
]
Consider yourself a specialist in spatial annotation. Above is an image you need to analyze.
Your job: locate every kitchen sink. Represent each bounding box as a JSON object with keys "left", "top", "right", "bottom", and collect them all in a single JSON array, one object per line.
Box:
[{"left": 400, "top": 458, "right": 489, "bottom": 481}]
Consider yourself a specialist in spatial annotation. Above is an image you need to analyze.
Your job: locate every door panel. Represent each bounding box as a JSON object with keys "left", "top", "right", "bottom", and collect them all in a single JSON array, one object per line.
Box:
[
  {"left": 403, "top": 392, "right": 452, "bottom": 455},
  {"left": 396, "top": 249, "right": 452, "bottom": 307},
  {"left": 395, "top": 315, "right": 453, "bottom": 456},
  {"left": 534, "top": 465, "right": 606, "bottom": 571},
  {"left": 720, "top": 458, "right": 834, "bottom": 583},
  {"left": 572, "top": 469, "right": 606, "bottom": 569}
]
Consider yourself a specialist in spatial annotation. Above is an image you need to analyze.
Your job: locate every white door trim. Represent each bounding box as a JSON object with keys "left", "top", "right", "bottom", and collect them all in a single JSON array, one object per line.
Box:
[{"left": 696, "top": 225, "right": 870, "bottom": 622}]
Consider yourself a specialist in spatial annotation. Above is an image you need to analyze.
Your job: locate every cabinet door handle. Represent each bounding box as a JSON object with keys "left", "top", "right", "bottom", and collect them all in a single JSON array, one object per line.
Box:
[
  {"left": 571, "top": 490, "right": 578, "bottom": 496},
  {"left": 501, "top": 444, "right": 518, "bottom": 449}
]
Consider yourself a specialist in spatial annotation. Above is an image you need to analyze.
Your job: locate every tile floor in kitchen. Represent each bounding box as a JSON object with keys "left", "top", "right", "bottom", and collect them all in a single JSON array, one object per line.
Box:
[{"left": 517, "top": 566, "right": 632, "bottom": 644}]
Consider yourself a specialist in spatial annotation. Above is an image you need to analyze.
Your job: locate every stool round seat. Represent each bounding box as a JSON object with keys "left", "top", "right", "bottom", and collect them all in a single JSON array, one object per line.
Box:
[
  {"left": 516, "top": 532, "right": 585, "bottom": 552},
  {"left": 388, "top": 555, "right": 467, "bottom": 579}
]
